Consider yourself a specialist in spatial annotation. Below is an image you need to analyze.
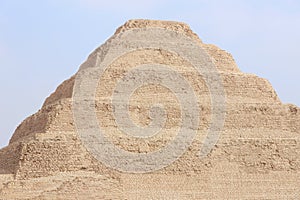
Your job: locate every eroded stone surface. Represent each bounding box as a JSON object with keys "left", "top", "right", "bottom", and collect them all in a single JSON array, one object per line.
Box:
[{"left": 0, "top": 19, "right": 299, "bottom": 199}]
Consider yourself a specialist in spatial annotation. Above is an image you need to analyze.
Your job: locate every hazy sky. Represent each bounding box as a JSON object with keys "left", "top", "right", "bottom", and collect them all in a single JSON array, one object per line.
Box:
[{"left": 0, "top": 0, "right": 299, "bottom": 148}]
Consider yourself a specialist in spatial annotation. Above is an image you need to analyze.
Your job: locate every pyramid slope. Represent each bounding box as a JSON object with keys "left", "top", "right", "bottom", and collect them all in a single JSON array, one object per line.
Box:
[{"left": 0, "top": 20, "right": 299, "bottom": 199}]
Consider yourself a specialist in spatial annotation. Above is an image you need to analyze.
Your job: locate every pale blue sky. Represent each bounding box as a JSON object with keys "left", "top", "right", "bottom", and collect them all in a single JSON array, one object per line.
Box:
[{"left": 0, "top": 0, "right": 299, "bottom": 148}]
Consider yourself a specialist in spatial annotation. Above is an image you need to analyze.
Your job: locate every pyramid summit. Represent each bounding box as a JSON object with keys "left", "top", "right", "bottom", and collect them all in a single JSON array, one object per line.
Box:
[{"left": 0, "top": 19, "right": 299, "bottom": 199}]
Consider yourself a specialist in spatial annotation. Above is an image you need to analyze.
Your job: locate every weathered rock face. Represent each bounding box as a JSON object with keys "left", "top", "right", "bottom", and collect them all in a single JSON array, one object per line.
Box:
[{"left": 0, "top": 19, "right": 299, "bottom": 199}]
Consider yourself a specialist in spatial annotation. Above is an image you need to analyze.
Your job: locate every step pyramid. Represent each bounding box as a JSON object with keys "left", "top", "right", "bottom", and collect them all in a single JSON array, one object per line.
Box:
[{"left": 0, "top": 19, "right": 299, "bottom": 199}]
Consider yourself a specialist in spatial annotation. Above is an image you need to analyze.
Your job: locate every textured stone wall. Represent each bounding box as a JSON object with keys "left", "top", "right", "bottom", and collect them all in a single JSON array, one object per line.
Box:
[{"left": 0, "top": 19, "right": 299, "bottom": 199}]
